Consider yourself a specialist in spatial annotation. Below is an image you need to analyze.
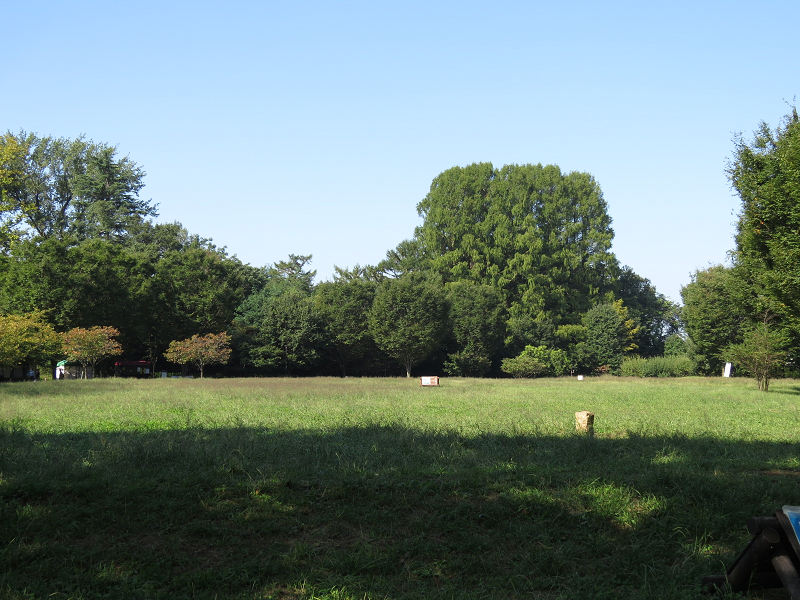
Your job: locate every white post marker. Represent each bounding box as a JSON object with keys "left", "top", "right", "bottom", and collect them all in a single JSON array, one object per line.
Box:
[{"left": 723, "top": 362, "right": 733, "bottom": 377}]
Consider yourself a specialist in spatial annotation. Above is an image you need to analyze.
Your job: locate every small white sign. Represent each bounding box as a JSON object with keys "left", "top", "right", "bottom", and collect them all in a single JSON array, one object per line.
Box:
[{"left": 420, "top": 376, "right": 440, "bottom": 386}]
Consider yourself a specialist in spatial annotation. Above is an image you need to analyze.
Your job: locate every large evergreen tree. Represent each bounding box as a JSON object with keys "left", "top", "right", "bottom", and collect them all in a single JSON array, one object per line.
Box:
[{"left": 728, "top": 106, "right": 800, "bottom": 331}]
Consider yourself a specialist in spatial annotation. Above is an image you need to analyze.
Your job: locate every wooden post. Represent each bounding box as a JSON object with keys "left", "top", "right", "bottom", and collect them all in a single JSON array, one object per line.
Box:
[
  {"left": 575, "top": 411, "right": 594, "bottom": 437},
  {"left": 770, "top": 545, "right": 800, "bottom": 600}
]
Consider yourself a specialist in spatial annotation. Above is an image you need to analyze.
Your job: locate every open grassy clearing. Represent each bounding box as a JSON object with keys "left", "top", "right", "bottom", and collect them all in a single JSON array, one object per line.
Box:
[{"left": 1, "top": 376, "right": 799, "bottom": 599}]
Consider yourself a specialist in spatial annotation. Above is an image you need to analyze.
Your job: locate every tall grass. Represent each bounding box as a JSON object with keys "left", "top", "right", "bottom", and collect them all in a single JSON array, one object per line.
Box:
[{"left": 1, "top": 376, "right": 799, "bottom": 599}]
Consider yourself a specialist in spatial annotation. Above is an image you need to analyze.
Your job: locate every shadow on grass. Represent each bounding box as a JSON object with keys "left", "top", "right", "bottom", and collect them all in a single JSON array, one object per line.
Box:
[{"left": 1, "top": 423, "right": 798, "bottom": 600}]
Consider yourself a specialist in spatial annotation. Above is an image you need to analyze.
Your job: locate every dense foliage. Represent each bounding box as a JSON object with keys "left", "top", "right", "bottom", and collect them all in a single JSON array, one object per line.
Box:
[
  {"left": 680, "top": 106, "right": 800, "bottom": 388},
  {"left": 62, "top": 326, "right": 123, "bottom": 378},
  {"left": 1, "top": 133, "right": 682, "bottom": 378},
  {"left": 164, "top": 332, "right": 232, "bottom": 379}
]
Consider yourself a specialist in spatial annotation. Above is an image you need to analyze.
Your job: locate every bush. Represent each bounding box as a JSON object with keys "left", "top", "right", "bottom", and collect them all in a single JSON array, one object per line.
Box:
[
  {"left": 500, "top": 355, "right": 548, "bottom": 378},
  {"left": 620, "top": 355, "right": 696, "bottom": 378},
  {"left": 443, "top": 350, "right": 492, "bottom": 377},
  {"left": 500, "top": 345, "right": 570, "bottom": 378}
]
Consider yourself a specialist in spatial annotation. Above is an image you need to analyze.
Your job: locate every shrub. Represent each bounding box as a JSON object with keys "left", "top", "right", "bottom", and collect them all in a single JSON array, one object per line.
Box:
[
  {"left": 500, "top": 345, "right": 570, "bottom": 378},
  {"left": 621, "top": 355, "right": 696, "bottom": 378},
  {"left": 500, "top": 354, "right": 548, "bottom": 378}
]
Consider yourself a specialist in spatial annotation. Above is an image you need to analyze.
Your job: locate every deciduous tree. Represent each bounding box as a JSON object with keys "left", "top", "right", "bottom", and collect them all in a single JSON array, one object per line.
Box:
[
  {"left": 62, "top": 326, "right": 123, "bottom": 378},
  {"left": 233, "top": 256, "right": 321, "bottom": 375},
  {"left": 0, "top": 311, "right": 61, "bottom": 369},
  {"left": 681, "top": 265, "right": 748, "bottom": 374},
  {"left": 164, "top": 332, "right": 232, "bottom": 378},
  {"left": 0, "top": 132, "right": 154, "bottom": 248},
  {"left": 368, "top": 273, "right": 448, "bottom": 377},
  {"left": 314, "top": 279, "right": 377, "bottom": 376},
  {"left": 725, "top": 318, "right": 787, "bottom": 391},
  {"left": 574, "top": 302, "right": 629, "bottom": 373},
  {"left": 443, "top": 281, "right": 505, "bottom": 376}
]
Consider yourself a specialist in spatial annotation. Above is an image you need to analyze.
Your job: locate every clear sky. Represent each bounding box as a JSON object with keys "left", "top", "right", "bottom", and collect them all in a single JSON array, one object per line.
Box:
[{"left": 5, "top": 0, "right": 799, "bottom": 303}]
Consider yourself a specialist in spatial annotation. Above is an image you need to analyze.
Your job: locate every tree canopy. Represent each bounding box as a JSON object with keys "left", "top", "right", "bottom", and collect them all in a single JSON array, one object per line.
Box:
[
  {"left": 0, "top": 131, "right": 685, "bottom": 379},
  {"left": 415, "top": 163, "right": 616, "bottom": 324},
  {"left": 164, "top": 332, "right": 232, "bottom": 378},
  {"left": 0, "top": 132, "right": 155, "bottom": 248}
]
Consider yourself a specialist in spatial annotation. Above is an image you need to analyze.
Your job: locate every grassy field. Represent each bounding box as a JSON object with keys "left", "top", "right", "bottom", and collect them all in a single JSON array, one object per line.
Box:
[{"left": 1, "top": 376, "right": 799, "bottom": 599}]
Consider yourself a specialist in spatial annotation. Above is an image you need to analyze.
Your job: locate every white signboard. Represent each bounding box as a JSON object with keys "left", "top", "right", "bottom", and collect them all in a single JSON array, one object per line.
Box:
[{"left": 420, "top": 376, "right": 440, "bottom": 386}]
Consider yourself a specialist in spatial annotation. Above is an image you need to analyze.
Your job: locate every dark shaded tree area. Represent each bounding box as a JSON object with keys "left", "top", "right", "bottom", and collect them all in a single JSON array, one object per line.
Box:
[{"left": 2, "top": 134, "right": 679, "bottom": 377}]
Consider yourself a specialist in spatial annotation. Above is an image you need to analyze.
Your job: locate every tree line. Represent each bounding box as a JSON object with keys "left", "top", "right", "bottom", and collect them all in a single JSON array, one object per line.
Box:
[{"left": 2, "top": 128, "right": 735, "bottom": 380}]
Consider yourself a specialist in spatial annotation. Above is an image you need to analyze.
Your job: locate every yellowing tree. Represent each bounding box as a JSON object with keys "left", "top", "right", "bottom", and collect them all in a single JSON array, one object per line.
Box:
[
  {"left": 62, "top": 326, "right": 123, "bottom": 378},
  {"left": 0, "top": 312, "right": 62, "bottom": 368},
  {"left": 164, "top": 332, "right": 231, "bottom": 378},
  {"left": 611, "top": 299, "right": 641, "bottom": 354}
]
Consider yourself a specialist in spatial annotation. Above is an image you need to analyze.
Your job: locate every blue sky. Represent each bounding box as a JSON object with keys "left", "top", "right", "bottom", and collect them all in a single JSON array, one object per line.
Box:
[{"left": 5, "top": 0, "right": 799, "bottom": 303}]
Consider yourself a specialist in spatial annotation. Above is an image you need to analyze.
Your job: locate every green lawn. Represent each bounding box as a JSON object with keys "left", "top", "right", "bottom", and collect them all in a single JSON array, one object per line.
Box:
[{"left": 1, "top": 376, "right": 798, "bottom": 599}]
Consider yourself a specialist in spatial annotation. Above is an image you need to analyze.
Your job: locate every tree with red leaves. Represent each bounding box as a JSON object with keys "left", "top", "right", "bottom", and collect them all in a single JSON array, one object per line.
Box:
[
  {"left": 62, "top": 326, "right": 123, "bottom": 378},
  {"left": 164, "top": 332, "right": 231, "bottom": 378}
]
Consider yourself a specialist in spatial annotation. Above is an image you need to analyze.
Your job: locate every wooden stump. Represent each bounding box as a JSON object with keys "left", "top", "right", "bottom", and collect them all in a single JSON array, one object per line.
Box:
[{"left": 575, "top": 411, "right": 594, "bottom": 437}]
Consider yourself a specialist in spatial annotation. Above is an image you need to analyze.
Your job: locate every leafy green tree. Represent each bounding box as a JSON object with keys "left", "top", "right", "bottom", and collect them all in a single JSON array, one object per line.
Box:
[
  {"left": 331, "top": 263, "right": 383, "bottom": 283},
  {"left": 0, "top": 237, "right": 146, "bottom": 337},
  {"left": 614, "top": 266, "right": 681, "bottom": 357},
  {"left": 314, "top": 279, "right": 377, "bottom": 376},
  {"left": 120, "top": 222, "right": 265, "bottom": 368},
  {"left": 62, "top": 326, "right": 123, "bottom": 378},
  {"left": 725, "top": 319, "right": 787, "bottom": 391},
  {"left": 728, "top": 106, "right": 800, "bottom": 327},
  {"left": 0, "top": 132, "right": 153, "bottom": 247},
  {"left": 375, "top": 239, "right": 430, "bottom": 279},
  {"left": 269, "top": 254, "right": 316, "bottom": 292},
  {"left": 443, "top": 281, "right": 505, "bottom": 376},
  {"left": 663, "top": 334, "right": 688, "bottom": 357},
  {"left": 0, "top": 311, "right": 62, "bottom": 369},
  {"left": 0, "top": 224, "right": 259, "bottom": 371},
  {"left": 0, "top": 133, "right": 29, "bottom": 249},
  {"left": 233, "top": 255, "right": 321, "bottom": 375},
  {"left": 680, "top": 265, "right": 748, "bottom": 374},
  {"left": 70, "top": 146, "right": 152, "bottom": 241},
  {"left": 368, "top": 273, "right": 448, "bottom": 377},
  {"left": 500, "top": 354, "right": 547, "bottom": 378},
  {"left": 164, "top": 332, "right": 231, "bottom": 378},
  {"left": 149, "top": 243, "right": 257, "bottom": 342},
  {"left": 575, "top": 302, "right": 630, "bottom": 373},
  {"left": 242, "top": 288, "right": 321, "bottom": 375},
  {"left": 415, "top": 163, "right": 617, "bottom": 325}
]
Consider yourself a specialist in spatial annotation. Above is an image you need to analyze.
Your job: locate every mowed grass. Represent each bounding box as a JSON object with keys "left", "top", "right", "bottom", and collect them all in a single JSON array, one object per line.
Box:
[{"left": 1, "top": 376, "right": 799, "bottom": 599}]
